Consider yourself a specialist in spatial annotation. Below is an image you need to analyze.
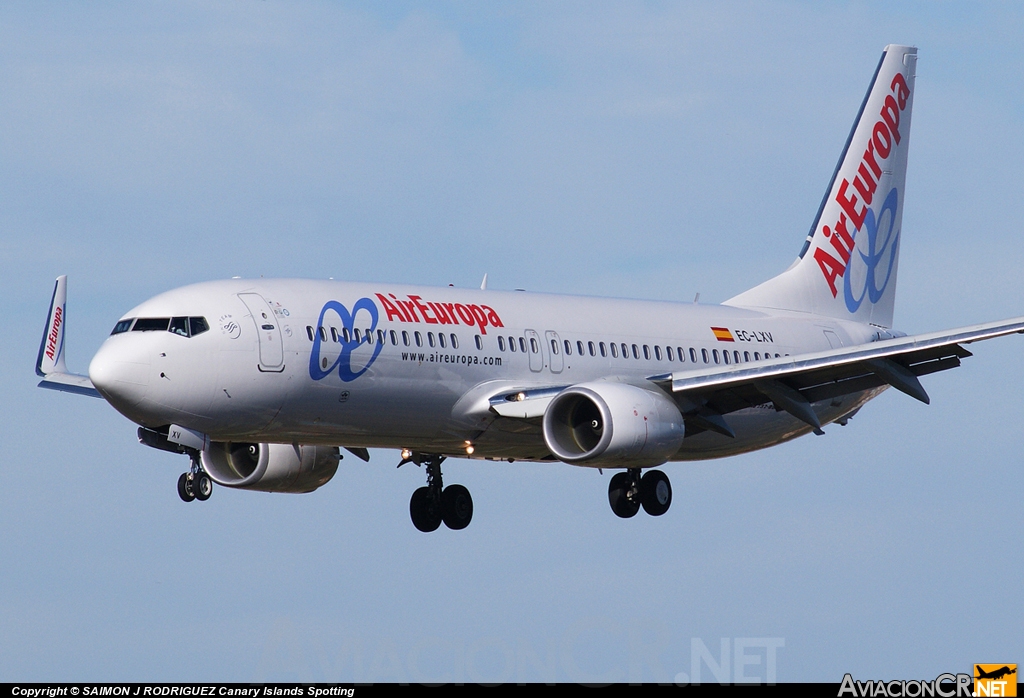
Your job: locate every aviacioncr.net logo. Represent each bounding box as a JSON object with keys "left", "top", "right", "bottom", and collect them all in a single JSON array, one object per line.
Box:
[{"left": 308, "top": 298, "right": 383, "bottom": 382}]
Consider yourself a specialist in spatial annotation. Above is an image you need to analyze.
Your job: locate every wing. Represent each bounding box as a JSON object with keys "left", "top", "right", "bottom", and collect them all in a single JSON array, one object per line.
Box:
[{"left": 652, "top": 317, "right": 1024, "bottom": 435}]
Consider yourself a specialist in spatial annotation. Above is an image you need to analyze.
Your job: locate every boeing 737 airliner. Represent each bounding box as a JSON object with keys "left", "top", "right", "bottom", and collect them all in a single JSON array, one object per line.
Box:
[{"left": 36, "top": 45, "right": 1024, "bottom": 532}]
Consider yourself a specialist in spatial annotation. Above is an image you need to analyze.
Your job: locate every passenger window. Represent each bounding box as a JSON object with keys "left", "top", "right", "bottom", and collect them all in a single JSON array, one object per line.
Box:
[
  {"left": 402, "top": 331, "right": 410, "bottom": 346},
  {"left": 427, "top": 332, "right": 435, "bottom": 348},
  {"left": 564, "top": 340, "right": 572, "bottom": 356},
  {"left": 599, "top": 342, "right": 607, "bottom": 357},
  {"left": 306, "top": 326, "right": 314, "bottom": 341},
  {"left": 550, "top": 339, "right": 559, "bottom": 354},
  {"left": 622, "top": 343, "right": 629, "bottom": 359},
  {"left": 754, "top": 352, "right": 760, "bottom": 360},
  {"left": 530, "top": 337, "right": 539, "bottom": 353},
  {"left": 734, "top": 351, "right": 740, "bottom": 363},
  {"left": 189, "top": 317, "right": 209, "bottom": 337},
  {"left": 331, "top": 327, "right": 339, "bottom": 342},
  {"left": 111, "top": 319, "right": 134, "bottom": 335},
  {"left": 691, "top": 348, "right": 698, "bottom": 363},
  {"left": 390, "top": 330, "right": 398, "bottom": 345},
  {"left": 452, "top": 334, "right": 460, "bottom": 349},
  {"left": 643, "top": 345, "right": 651, "bottom": 360},
  {"left": 378, "top": 330, "right": 386, "bottom": 345},
  {"left": 415, "top": 332, "right": 423, "bottom": 347},
  {"left": 319, "top": 327, "right": 328, "bottom": 342},
  {"left": 519, "top": 337, "right": 527, "bottom": 353},
  {"left": 498, "top": 336, "right": 506, "bottom": 351},
  {"left": 655, "top": 346, "right": 663, "bottom": 361},
  {"left": 701, "top": 348, "right": 709, "bottom": 363},
  {"left": 366, "top": 330, "right": 373, "bottom": 344},
  {"left": 342, "top": 327, "right": 351, "bottom": 343},
  {"left": 713, "top": 349, "right": 720, "bottom": 364},
  {"left": 723, "top": 351, "right": 730, "bottom": 364},
  {"left": 354, "top": 328, "right": 362, "bottom": 343},
  {"left": 132, "top": 318, "right": 170, "bottom": 332},
  {"left": 437, "top": 333, "right": 445, "bottom": 349},
  {"left": 610, "top": 343, "right": 618, "bottom": 358},
  {"left": 677, "top": 347, "right": 685, "bottom": 362},
  {"left": 169, "top": 317, "right": 189, "bottom": 337},
  {"left": 579, "top": 341, "right": 586, "bottom": 356},
  {"left": 509, "top": 337, "right": 516, "bottom": 352},
  {"left": 744, "top": 351, "right": 750, "bottom": 362}
]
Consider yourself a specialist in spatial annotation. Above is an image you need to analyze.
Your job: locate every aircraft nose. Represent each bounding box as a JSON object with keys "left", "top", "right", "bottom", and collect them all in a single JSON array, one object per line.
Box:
[{"left": 89, "top": 339, "right": 151, "bottom": 411}]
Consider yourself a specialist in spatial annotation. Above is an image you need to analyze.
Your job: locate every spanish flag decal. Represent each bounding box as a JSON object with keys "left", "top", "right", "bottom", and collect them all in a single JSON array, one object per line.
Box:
[{"left": 711, "top": 327, "right": 735, "bottom": 342}]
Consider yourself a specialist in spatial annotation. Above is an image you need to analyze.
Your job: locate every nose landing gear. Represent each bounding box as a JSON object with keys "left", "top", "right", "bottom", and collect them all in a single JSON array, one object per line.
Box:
[
  {"left": 177, "top": 453, "right": 213, "bottom": 503},
  {"left": 608, "top": 468, "right": 671, "bottom": 518},
  {"left": 405, "top": 453, "right": 474, "bottom": 532}
]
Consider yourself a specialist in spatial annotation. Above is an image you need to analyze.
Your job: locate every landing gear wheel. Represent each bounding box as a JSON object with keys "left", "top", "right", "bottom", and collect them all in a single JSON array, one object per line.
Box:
[
  {"left": 441, "top": 484, "right": 473, "bottom": 530},
  {"left": 641, "top": 469, "right": 672, "bottom": 516},
  {"left": 177, "top": 473, "right": 196, "bottom": 502},
  {"left": 410, "top": 486, "right": 442, "bottom": 533},
  {"left": 193, "top": 473, "right": 213, "bottom": 501},
  {"left": 608, "top": 471, "right": 640, "bottom": 518}
]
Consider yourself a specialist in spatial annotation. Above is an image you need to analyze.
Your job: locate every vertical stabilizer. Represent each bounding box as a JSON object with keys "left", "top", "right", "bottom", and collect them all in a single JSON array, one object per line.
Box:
[{"left": 725, "top": 45, "right": 917, "bottom": 328}]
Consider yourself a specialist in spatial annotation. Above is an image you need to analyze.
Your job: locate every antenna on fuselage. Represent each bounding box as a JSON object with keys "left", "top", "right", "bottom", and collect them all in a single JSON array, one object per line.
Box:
[
  {"left": 480, "top": 273, "right": 488, "bottom": 291},
  {"left": 693, "top": 292, "right": 700, "bottom": 304}
]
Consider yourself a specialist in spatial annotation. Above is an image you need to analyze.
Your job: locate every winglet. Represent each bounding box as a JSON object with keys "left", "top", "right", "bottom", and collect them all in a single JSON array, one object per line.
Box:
[
  {"left": 37, "top": 275, "right": 68, "bottom": 377},
  {"left": 36, "top": 275, "right": 102, "bottom": 398}
]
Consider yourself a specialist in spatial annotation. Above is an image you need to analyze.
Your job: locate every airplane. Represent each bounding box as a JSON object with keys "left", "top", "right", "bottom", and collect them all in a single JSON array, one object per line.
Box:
[
  {"left": 975, "top": 666, "right": 1016, "bottom": 681},
  {"left": 35, "top": 44, "right": 1024, "bottom": 532}
]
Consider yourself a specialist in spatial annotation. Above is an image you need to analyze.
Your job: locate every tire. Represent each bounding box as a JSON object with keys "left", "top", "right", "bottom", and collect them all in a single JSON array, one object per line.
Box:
[
  {"left": 194, "top": 473, "right": 213, "bottom": 501},
  {"left": 441, "top": 484, "right": 473, "bottom": 530},
  {"left": 410, "top": 486, "right": 442, "bottom": 533},
  {"left": 177, "top": 473, "right": 196, "bottom": 502},
  {"left": 641, "top": 470, "right": 672, "bottom": 516},
  {"left": 608, "top": 471, "right": 639, "bottom": 518}
]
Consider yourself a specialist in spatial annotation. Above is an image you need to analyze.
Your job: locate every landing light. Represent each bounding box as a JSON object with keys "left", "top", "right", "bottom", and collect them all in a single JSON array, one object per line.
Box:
[
  {"left": 401, "top": 448, "right": 412, "bottom": 460},
  {"left": 464, "top": 441, "right": 475, "bottom": 455}
]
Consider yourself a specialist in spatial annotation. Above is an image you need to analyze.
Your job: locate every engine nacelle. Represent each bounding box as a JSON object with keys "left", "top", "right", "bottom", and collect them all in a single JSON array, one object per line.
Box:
[
  {"left": 201, "top": 442, "right": 340, "bottom": 493},
  {"left": 543, "top": 382, "right": 684, "bottom": 467}
]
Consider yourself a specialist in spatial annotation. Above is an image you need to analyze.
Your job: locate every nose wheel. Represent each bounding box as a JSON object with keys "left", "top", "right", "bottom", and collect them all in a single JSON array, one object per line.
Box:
[
  {"left": 406, "top": 453, "right": 474, "bottom": 532},
  {"left": 608, "top": 468, "right": 671, "bottom": 518},
  {"left": 177, "top": 454, "right": 213, "bottom": 503}
]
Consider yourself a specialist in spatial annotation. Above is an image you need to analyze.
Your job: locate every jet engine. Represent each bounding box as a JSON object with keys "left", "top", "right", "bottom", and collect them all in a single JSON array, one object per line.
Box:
[
  {"left": 200, "top": 442, "right": 340, "bottom": 493},
  {"left": 542, "top": 382, "right": 684, "bottom": 467}
]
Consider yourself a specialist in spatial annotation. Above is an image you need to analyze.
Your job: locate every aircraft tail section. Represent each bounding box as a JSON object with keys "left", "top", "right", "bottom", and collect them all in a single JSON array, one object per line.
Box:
[{"left": 725, "top": 45, "right": 917, "bottom": 328}]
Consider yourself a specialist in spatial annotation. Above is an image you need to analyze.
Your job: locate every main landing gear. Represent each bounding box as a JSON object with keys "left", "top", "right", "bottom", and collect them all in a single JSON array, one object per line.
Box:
[
  {"left": 608, "top": 468, "right": 672, "bottom": 518},
  {"left": 406, "top": 454, "right": 474, "bottom": 532},
  {"left": 177, "top": 452, "right": 213, "bottom": 503}
]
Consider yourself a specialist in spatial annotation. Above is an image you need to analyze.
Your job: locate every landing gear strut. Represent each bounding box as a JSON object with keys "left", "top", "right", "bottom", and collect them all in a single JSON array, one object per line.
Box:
[
  {"left": 177, "top": 451, "right": 213, "bottom": 503},
  {"left": 407, "top": 453, "right": 474, "bottom": 532},
  {"left": 608, "top": 468, "right": 671, "bottom": 518}
]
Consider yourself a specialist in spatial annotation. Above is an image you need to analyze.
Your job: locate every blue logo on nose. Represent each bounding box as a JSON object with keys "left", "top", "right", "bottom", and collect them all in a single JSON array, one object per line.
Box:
[
  {"left": 844, "top": 186, "right": 900, "bottom": 314},
  {"left": 308, "top": 298, "right": 383, "bottom": 382}
]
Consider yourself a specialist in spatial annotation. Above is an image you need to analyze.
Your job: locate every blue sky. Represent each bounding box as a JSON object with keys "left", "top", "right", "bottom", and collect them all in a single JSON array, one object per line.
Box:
[{"left": 2, "top": 1, "right": 1022, "bottom": 682}]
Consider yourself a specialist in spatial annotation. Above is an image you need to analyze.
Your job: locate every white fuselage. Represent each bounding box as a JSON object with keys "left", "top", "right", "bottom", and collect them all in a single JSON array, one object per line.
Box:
[{"left": 87, "top": 278, "right": 889, "bottom": 465}]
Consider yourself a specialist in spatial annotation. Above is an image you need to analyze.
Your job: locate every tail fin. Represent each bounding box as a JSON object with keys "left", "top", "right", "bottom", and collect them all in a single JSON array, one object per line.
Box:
[{"left": 725, "top": 45, "right": 917, "bottom": 328}]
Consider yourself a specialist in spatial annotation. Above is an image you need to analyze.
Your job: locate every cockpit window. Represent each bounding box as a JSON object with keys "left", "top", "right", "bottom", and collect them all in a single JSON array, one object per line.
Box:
[
  {"left": 132, "top": 318, "right": 170, "bottom": 332},
  {"left": 189, "top": 317, "right": 209, "bottom": 336},
  {"left": 169, "top": 317, "right": 189, "bottom": 337},
  {"left": 119, "top": 316, "right": 209, "bottom": 337},
  {"left": 111, "top": 319, "right": 134, "bottom": 335}
]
